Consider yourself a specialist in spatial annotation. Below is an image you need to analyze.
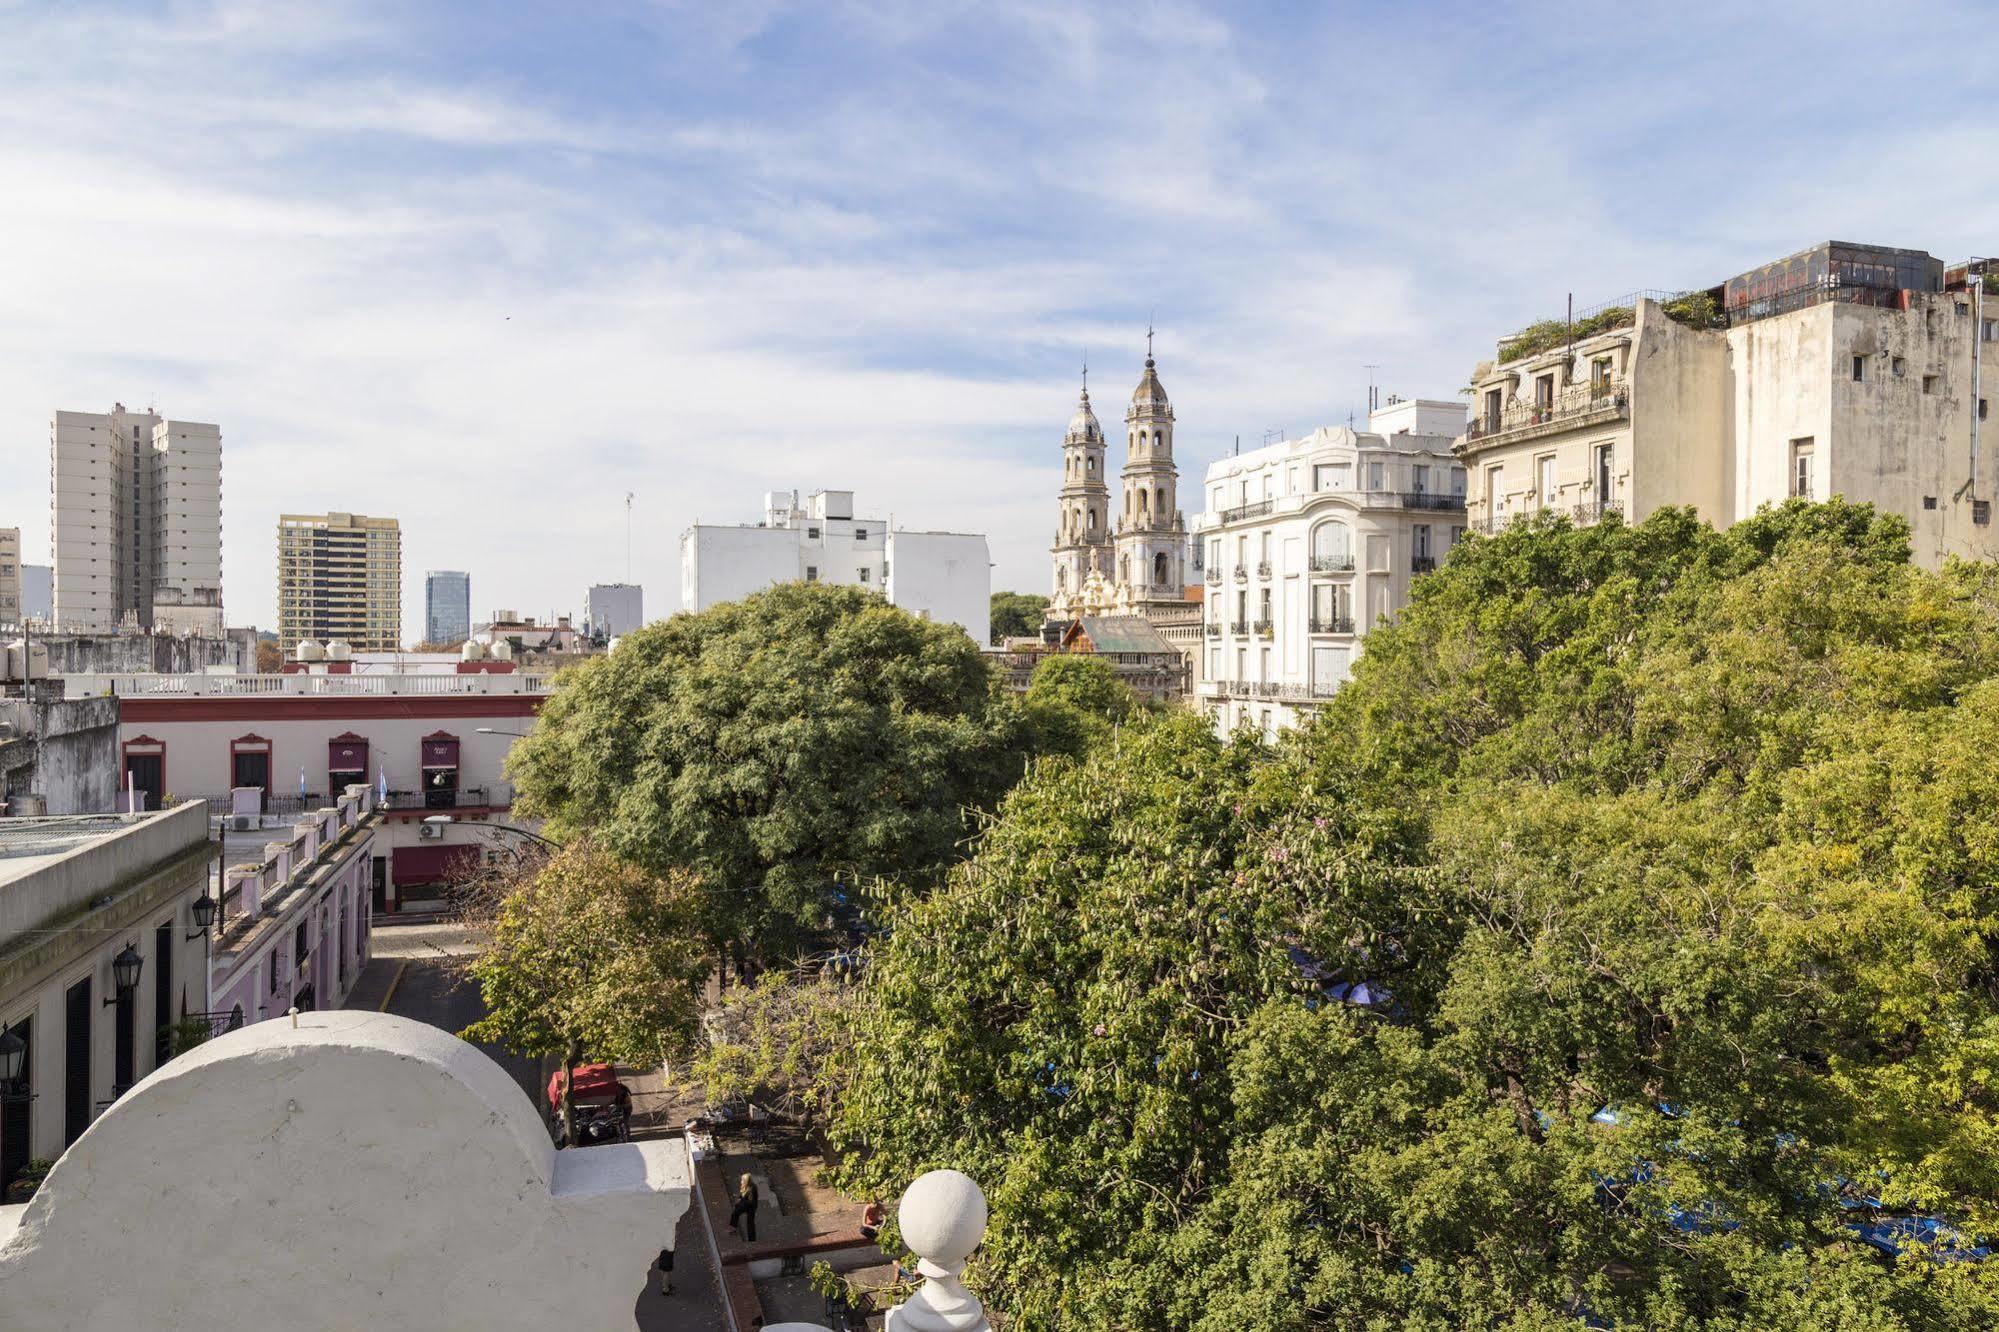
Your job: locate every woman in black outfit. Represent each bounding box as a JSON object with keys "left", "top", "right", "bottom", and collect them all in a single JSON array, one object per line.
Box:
[{"left": 728, "top": 1173, "right": 759, "bottom": 1242}]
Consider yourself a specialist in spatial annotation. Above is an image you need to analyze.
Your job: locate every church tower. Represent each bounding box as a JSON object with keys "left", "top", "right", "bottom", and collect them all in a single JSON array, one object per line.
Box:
[
  {"left": 1049, "top": 368, "right": 1112, "bottom": 614},
  {"left": 1115, "top": 332, "right": 1184, "bottom": 603}
]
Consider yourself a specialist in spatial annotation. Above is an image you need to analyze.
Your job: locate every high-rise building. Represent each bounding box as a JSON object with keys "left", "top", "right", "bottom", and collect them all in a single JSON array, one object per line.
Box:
[
  {"left": 1459, "top": 242, "right": 1999, "bottom": 566},
  {"left": 424, "top": 570, "right": 471, "bottom": 645},
  {"left": 50, "top": 404, "right": 223, "bottom": 633},
  {"left": 0, "top": 527, "right": 19, "bottom": 625},
  {"left": 21, "top": 564, "right": 52, "bottom": 623},
  {"left": 276, "top": 513, "right": 402, "bottom": 652},
  {"left": 584, "top": 583, "right": 643, "bottom": 640}
]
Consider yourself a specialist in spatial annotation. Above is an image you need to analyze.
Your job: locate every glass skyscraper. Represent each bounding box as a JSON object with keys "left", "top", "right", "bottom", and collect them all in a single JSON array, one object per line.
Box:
[{"left": 424, "top": 569, "right": 470, "bottom": 646}]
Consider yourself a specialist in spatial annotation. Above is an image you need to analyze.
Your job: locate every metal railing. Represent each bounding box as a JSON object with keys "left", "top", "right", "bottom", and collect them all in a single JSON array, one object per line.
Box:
[
  {"left": 1203, "top": 567, "right": 1222, "bottom": 585},
  {"left": 382, "top": 788, "right": 504, "bottom": 811},
  {"left": 61, "top": 671, "right": 554, "bottom": 700},
  {"left": 1464, "top": 385, "right": 1629, "bottom": 448},
  {"left": 1309, "top": 555, "right": 1355, "bottom": 573},
  {"left": 1411, "top": 555, "right": 1437, "bottom": 574},
  {"left": 1228, "top": 620, "right": 1250, "bottom": 635},
  {"left": 1255, "top": 561, "right": 1272, "bottom": 579},
  {"left": 1399, "top": 493, "right": 1465, "bottom": 511},
  {"left": 1232, "top": 566, "right": 1248, "bottom": 583},
  {"left": 1252, "top": 619, "right": 1273, "bottom": 638},
  {"left": 1219, "top": 500, "right": 1274, "bottom": 524},
  {"left": 1203, "top": 623, "right": 1221, "bottom": 638},
  {"left": 1309, "top": 616, "right": 1356, "bottom": 634}
]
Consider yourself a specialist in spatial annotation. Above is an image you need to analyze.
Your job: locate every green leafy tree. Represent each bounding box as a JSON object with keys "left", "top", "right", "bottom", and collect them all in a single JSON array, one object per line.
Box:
[
  {"left": 463, "top": 843, "right": 710, "bottom": 1065},
  {"left": 990, "top": 591, "right": 1050, "bottom": 645},
  {"left": 1021, "top": 653, "right": 1143, "bottom": 760},
  {"left": 834, "top": 503, "right": 1999, "bottom": 1329},
  {"left": 687, "top": 966, "right": 860, "bottom": 1129},
  {"left": 507, "top": 581, "right": 1019, "bottom": 960}
]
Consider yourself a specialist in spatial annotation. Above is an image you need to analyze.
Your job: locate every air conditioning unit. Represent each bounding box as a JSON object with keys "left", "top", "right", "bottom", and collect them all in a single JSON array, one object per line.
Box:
[
  {"left": 417, "top": 821, "right": 443, "bottom": 840},
  {"left": 230, "top": 814, "right": 255, "bottom": 832}
]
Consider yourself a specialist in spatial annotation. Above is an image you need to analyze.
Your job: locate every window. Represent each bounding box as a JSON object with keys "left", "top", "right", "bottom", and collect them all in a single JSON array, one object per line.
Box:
[
  {"left": 1981, "top": 399, "right": 1989, "bottom": 421},
  {"left": 1892, "top": 356, "right": 1907, "bottom": 378},
  {"left": 1923, "top": 374, "right": 1940, "bottom": 395},
  {"left": 805, "top": 567, "right": 818, "bottom": 582},
  {"left": 1790, "top": 437, "right": 1816, "bottom": 500},
  {"left": 1536, "top": 454, "right": 1556, "bottom": 508},
  {"left": 1366, "top": 461, "right": 1384, "bottom": 490},
  {"left": 1153, "top": 551, "right": 1169, "bottom": 585},
  {"left": 858, "top": 568, "right": 870, "bottom": 583},
  {"left": 1594, "top": 443, "right": 1614, "bottom": 500},
  {"left": 1590, "top": 356, "right": 1612, "bottom": 394},
  {"left": 1534, "top": 374, "right": 1554, "bottom": 409},
  {"left": 855, "top": 528, "right": 868, "bottom": 541},
  {"left": 807, "top": 526, "right": 820, "bottom": 539},
  {"left": 1486, "top": 465, "right": 1507, "bottom": 517},
  {"left": 1482, "top": 388, "right": 1502, "bottom": 431},
  {"left": 1259, "top": 531, "right": 1272, "bottom": 563},
  {"left": 1087, "top": 457, "right": 1095, "bottom": 472},
  {"left": 1236, "top": 535, "right": 1247, "bottom": 566},
  {"left": 1207, "top": 647, "right": 1219, "bottom": 679},
  {"left": 1207, "top": 539, "right": 1220, "bottom": 567},
  {"left": 1235, "top": 590, "right": 1247, "bottom": 621},
  {"left": 1853, "top": 356, "right": 1867, "bottom": 382},
  {"left": 1413, "top": 524, "right": 1432, "bottom": 559},
  {"left": 1258, "top": 588, "right": 1271, "bottom": 622},
  {"left": 1975, "top": 500, "right": 1992, "bottom": 526},
  {"left": 1314, "top": 462, "right": 1351, "bottom": 491},
  {"left": 1412, "top": 464, "right": 1430, "bottom": 495},
  {"left": 1983, "top": 319, "right": 1998, "bottom": 343},
  {"left": 1924, "top": 496, "right": 1938, "bottom": 510},
  {"left": 1311, "top": 521, "right": 1352, "bottom": 568},
  {"left": 1213, "top": 485, "right": 1224, "bottom": 508}
]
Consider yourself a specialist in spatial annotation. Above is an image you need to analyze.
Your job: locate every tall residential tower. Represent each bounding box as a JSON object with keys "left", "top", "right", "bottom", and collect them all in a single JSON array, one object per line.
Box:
[
  {"left": 277, "top": 512, "right": 402, "bottom": 652},
  {"left": 50, "top": 404, "right": 223, "bottom": 633}
]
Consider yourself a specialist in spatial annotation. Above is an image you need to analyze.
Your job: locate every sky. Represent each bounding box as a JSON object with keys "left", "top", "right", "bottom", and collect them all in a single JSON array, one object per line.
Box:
[{"left": 2, "top": 0, "right": 1996, "bottom": 637}]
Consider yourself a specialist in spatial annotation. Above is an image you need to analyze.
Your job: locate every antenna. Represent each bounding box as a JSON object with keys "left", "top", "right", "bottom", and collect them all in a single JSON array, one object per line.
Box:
[
  {"left": 625, "top": 492, "right": 635, "bottom": 582},
  {"left": 1363, "top": 364, "right": 1382, "bottom": 415}
]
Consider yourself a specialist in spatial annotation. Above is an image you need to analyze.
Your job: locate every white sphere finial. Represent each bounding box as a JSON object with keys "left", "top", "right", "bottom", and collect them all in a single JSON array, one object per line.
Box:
[
  {"left": 885, "top": 1170, "right": 991, "bottom": 1332},
  {"left": 899, "top": 1169, "right": 987, "bottom": 1267}
]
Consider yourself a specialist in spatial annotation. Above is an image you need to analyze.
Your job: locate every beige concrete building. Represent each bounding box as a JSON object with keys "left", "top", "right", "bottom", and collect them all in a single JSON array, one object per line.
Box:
[
  {"left": 1460, "top": 243, "right": 1998, "bottom": 565},
  {"left": 0, "top": 529, "right": 19, "bottom": 625},
  {"left": 276, "top": 513, "right": 402, "bottom": 652},
  {"left": 1195, "top": 397, "right": 1468, "bottom": 736},
  {"left": 49, "top": 405, "right": 224, "bottom": 634}
]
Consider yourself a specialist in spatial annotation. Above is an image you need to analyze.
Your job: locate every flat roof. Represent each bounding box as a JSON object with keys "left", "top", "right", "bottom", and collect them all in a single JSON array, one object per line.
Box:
[{"left": 0, "top": 814, "right": 151, "bottom": 889}]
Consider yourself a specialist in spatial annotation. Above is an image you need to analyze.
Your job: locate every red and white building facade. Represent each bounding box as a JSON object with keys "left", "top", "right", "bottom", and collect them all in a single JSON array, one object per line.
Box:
[{"left": 68, "top": 670, "right": 550, "bottom": 914}]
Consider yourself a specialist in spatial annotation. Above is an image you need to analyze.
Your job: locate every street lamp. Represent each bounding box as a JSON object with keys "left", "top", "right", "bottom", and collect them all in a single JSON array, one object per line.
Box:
[
  {"left": 104, "top": 944, "right": 143, "bottom": 1006},
  {"left": 422, "top": 813, "right": 560, "bottom": 851},
  {"left": 0, "top": 1028, "right": 27, "bottom": 1101},
  {"left": 188, "top": 892, "right": 217, "bottom": 940},
  {"left": 474, "top": 727, "right": 533, "bottom": 739}
]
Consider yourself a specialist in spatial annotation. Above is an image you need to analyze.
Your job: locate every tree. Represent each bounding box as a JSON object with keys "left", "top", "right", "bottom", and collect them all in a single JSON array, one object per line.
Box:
[
  {"left": 462, "top": 842, "right": 710, "bottom": 1066},
  {"left": 687, "top": 965, "right": 860, "bottom": 1130},
  {"left": 832, "top": 504, "right": 1999, "bottom": 1328},
  {"left": 1020, "top": 653, "right": 1144, "bottom": 760},
  {"left": 254, "top": 640, "right": 282, "bottom": 673},
  {"left": 506, "top": 581, "right": 1020, "bottom": 960},
  {"left": 989, "top": 591, "right": 1050, "bottom": 645}
]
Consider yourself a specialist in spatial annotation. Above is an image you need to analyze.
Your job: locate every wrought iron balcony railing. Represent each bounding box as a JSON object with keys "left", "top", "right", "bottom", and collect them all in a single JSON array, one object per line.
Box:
[
  {"left": 1465, "top": 384, "right": 1629, "bottom": 448},
  {"left": 1204, "top": 567, "right": 1222, "bottom": 585},
  {"left": 1219, "top": 500, "right": 1274, "bottom": 524},
  {"left": 1399, "top": 492, "right": 1466, "bottom": 511},
  {"left": 1308, "top": 555, "right": 1355, "bottom": 574},
  {"left": 1256, "top": 560, "right": 1272, "bottom": 579},
  {"left": 1411, "top": 555, "right": 1437, "bottom": 574},
  {"left": 1253, "top": 619, "right": 1273, "bottom": 638},
  {"left": 1228, "top": 620, "right": 1250, "bottom": 635},
  {"left": 1309, "top": 616, "right": 1356, "bottom": 634}
]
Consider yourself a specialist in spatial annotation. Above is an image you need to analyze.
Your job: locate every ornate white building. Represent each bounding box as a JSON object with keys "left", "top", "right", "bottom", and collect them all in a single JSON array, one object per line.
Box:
[{"left": 1048, "top": 342, "right": 1188, "bottom": 622}]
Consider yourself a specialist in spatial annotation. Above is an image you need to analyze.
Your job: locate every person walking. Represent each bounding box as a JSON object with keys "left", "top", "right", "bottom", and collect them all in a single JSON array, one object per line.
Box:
[{"left": 727, "top": 1172, "right": 759, "bottom": 1243}]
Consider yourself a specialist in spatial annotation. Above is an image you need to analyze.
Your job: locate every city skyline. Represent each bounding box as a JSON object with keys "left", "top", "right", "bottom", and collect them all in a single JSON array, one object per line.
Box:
[{"left": 2, "top": 2, "right": 1995, "bottom": 633}]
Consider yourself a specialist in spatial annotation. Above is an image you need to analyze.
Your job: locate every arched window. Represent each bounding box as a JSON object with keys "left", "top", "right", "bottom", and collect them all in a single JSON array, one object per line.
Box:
[
  {"left": 1087, "top": 457, "right": 1095, "bottom": 472},
  {"left": 1156, "top": 487, "right": 1167, "bottom": 515},
  {"left": 1087, "top": 509, "right": 1097, "bottom": 533},
  {"left": 1119, "top": 555, "right": 1129, "bottom": 584},
  {"left": 1139, "top": 489, "right": 1149, "bottom": 514},
  {"left": 1056, "top": 568, "right": 1067, "bottom": 592},
  {"left": 1153, "top": 551, "right": 1169, "bottom": 585},
  {"left": 1311, "top": 521, "right": 1352, "bottom": 568}
]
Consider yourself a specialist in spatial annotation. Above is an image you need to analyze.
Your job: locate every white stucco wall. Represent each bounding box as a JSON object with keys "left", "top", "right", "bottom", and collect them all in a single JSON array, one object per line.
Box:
[
  {"left": 884, "top": 530, "right": 991, "bottom": 643},
  {"left": 0, "top": 1011, "right": 691, "bottom": 1330}
]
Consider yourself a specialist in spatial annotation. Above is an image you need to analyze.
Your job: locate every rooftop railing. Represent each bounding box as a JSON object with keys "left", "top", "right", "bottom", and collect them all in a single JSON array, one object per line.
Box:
[
  {"left": 1464, "top": 385, "right": 1629, "bottom": 449},
  {"left": 59, "top": 671, "right": 554, "bottom": 699}
]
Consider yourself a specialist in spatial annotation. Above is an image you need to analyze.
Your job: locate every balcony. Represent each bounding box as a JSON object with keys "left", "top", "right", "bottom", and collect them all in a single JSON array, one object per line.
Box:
[
  {"left": 1232, "top": 566, "right": 1248, "bottom": 583},
  {"left": 1203, "top": 622, "right": 1221, "bottom": 638},
  {"left": 1203, "top": 567, "right": 1222, "bottom": 585},
  {"left": 1411, "top": 555, "right": 1437, "bottom": 574},
  {"left": 1308, "top": 555, "right": 1355, "bottom": 574},
  {"left": 1463, "top": 384, "right": 1629, "bottom": 451},
  {"left": 1228, "top": 620, "right": 1250, "bottom": 635},
  {"left": 1252, "top": 619, "right": 1273, "bottom": 639},
  {"left": 1309, "top": 616, "right": 1355, "bottom": 634},
  {"left": 1570, "top": 499, "right": 1623, "bottom": 524},
  {"left": 1256, "top": 560, "right": 1272, "bottom": 579},
  {"left": 1219, "top": 500, "right": 1274, "bottom": 524},
  {"left": 1399, "top": 492, "right": 1466, "bottom": 511}
]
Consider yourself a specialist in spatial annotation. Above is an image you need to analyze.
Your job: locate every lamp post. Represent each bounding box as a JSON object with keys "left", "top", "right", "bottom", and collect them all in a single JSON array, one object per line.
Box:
[{"left": 187, "top": 892, "right": 217, "bottom": 941}]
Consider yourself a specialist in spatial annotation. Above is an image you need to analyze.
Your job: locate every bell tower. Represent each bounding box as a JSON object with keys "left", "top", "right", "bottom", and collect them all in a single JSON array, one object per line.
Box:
[
  {"left": 1115, "top": 329, "right": 1183, "bottom": 603},
  {"left": 1049, "top": 366, "right": 1111, "bottom": 616}
]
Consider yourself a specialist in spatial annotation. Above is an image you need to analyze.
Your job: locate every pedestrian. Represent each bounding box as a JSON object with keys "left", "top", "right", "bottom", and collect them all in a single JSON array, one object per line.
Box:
[
  {"left": 727, "top": 1172, "right": 759, "bottom": 1242},
  {"left": 859, "top": 1199, "right": 884, "bottom": 1241}
]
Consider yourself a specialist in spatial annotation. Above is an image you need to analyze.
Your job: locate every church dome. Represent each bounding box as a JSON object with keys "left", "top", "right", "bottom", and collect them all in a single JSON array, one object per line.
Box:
[
  {"left": 1129, "top": 356, "right": 1171, "bottom": 417},
  {"left": 1065, "top": 386, "right": 1103, "bottom": 444}
]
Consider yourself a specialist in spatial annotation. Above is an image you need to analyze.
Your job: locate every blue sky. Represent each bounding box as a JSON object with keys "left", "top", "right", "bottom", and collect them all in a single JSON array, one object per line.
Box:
[{"left": 2, "top": 0, "right": 1996, "bottom": 634}]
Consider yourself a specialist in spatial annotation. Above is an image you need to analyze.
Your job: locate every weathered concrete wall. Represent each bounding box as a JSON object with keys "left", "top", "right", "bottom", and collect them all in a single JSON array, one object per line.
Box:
[
  {"left": 32, "top": 629, "right": 253, "bottom": 676},
  {"left": 0, "top": 1012, "right": 692, "bottom": 1331},
  {"left": 0, "top": 695, "right": 119, "bottom": 814}
]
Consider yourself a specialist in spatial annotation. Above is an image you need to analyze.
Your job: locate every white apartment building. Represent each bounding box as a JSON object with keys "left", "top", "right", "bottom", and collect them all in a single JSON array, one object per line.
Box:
[
  {"left": 1461, "top": 243, "right": 1998, "bottom": 565},
  {"left": 50, "top": 405, "right": 224, "bottom": 634},
  {"left": 584, "top": 582, "right": 643, "bottom": 639},
  {"left": 681, "top": 489, "right": 991, "bottom": 644},
  {"left": 0, "top": 529, "right": 19, "bottom": 625},
  {"left": 1196, "top": 398, "right": 1468, "bottom": 736}
]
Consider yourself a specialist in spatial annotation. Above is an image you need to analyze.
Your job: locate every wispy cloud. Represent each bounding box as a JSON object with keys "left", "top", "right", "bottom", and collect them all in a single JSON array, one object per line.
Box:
[{"left": 0, "top": 0, "right": 1992, "bottom": 634}]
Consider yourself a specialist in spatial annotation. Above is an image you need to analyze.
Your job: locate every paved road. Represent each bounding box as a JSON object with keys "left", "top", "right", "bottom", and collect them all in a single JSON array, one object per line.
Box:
[{"left": 347, "top": 923, "right": 544, "bottom": 1109}]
